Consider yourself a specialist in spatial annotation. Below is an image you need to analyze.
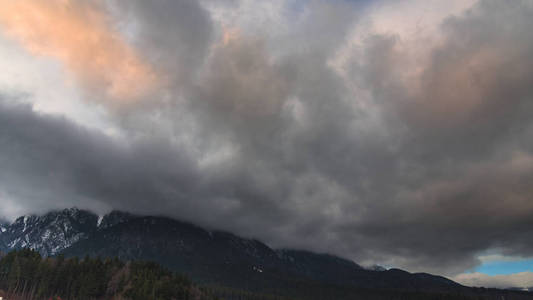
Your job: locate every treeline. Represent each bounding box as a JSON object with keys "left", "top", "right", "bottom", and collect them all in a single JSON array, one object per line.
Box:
[
  {"left": 0, "top": 249, "right": 204, "bottom": 300},
  {"left": 0, "top": 249, "right": 295, "bottom": 300},
  {"left": 0, "top": 249, "right": 532, "bottom": 300}
]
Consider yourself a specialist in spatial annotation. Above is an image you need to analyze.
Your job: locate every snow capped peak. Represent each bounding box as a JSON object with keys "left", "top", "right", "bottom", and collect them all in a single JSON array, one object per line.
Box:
[
  {"left": 1, "top": 207, "right": 99, "bottom": 256},
  {"left": 0, "top": 208, "right": 142, "bottom": 256},
  {"left": 23, "top": 216, "right": 29, "bottom": 232},
  {"left": 97, "top": 215, "right": 104, "bottom": 227},
  {"left": 365, "top": 265, "right": 388, "bottom": 272}
]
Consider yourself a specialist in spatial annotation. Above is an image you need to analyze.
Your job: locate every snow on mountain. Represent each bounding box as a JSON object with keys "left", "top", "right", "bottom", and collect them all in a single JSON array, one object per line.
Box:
[
  {"left": 1, "top": 208, "right": 98, "bottom": 256},
  {"left": 0, "top": 209, "right": 139, "bottom": 257},
  {"left": 365, "top": 265, "right": 388, "bottom": 271},
  {"left": 0, "top": 207, "right": 467, "bottom": 296}
]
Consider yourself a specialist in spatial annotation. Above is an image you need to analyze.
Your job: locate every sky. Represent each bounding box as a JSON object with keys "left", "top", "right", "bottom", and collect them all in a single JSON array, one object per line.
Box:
[{"left": 0, "top": 0, "right": 532, "bottom": 289}]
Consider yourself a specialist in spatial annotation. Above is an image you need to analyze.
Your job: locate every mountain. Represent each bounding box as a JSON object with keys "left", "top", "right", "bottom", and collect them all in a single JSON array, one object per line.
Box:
[
  {"left": 0, "top": 208, "right": 98, "bottom": 256},
  {"left": 0, "top": 221, "right": 7, "bottom": 233},
  {"left": 0, "top": 208, "right": 138, "bottom": 256},
  {"left": 1, "top": 208, "right": 531, "bottom": 299},
  {"left": 366, "top": 264, "right": 388, "bottom": 271},
  {"left": 61, "top": 215, "right": 464, "bottom": 294},
  {"left": 97, "top": 209, "right": 135, "bottom": 229}
]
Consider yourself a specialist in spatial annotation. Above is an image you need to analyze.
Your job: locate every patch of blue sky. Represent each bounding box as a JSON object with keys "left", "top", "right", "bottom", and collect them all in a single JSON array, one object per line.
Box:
[{"left": 475, "top": 258, "right": 533, "bottom": 276}]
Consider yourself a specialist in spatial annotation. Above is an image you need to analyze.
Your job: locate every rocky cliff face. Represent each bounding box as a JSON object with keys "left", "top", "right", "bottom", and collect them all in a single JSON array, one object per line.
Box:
[
  {"left": 0, "top": 208, "right": 98, "bottom": 256},
  {"left": 0, "top": 208, "right": 139, "bottom": 256}
]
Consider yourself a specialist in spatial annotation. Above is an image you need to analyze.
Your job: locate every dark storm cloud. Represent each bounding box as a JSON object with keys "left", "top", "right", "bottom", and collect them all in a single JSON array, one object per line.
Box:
[
  {"left": 1, "top": 0, "right": 533, "bottom": 276},
  {"left": 329, "top": 0, "right": 533, "bottom": 273},
  {"left": 0, "top": 97, "right": 290, "bottom": 228}
]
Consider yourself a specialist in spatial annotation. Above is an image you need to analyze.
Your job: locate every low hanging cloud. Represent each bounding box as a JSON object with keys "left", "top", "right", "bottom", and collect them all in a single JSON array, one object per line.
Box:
[
  {"left": 1, "top": 0, "right": 533, "bottom": 279},
  {"left": 453, "top": 272, "right": 533, "bottom": 289}
]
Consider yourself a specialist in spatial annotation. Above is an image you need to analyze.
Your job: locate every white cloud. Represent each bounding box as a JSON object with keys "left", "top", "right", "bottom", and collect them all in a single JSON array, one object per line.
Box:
[
  {"left": 453, "top": 272, "right": 533, "bottom": 289},
  {"left": 0, "top": 34, "right": 120, "bottom": 137}
]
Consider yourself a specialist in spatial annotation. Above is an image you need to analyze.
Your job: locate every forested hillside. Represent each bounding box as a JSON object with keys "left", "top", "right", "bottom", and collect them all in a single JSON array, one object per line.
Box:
[
  {"left": 0, "top": 249, "right": 196, "bottom": 300},
  {"left": 1, "top": 249, "right": 532, "bottom": 300}
]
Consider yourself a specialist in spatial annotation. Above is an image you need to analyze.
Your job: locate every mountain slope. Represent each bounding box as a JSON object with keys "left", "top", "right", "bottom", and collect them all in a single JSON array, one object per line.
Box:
[
  {"left": 0, "top": 208, "right": 98, "bottom": 256},
  {"left": 61, "top": 214, "right": 462, "bottom": 294},
  {"left": 2, "top": 208, "right": 531, "bottom": 299},
  {"left": 63, "top": 216, "right": 291, "bottom": 290}
]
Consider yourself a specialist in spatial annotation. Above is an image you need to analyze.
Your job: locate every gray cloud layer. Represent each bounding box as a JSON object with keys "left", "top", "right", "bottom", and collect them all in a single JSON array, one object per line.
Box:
[{"left": 1, "top": 0, "right": 533, "bottom": 276}]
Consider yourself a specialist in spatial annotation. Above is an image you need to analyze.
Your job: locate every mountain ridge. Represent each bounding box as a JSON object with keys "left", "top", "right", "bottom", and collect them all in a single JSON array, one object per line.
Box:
[{"left": 1, "top": 208, "right": 530, "bottom": 299}]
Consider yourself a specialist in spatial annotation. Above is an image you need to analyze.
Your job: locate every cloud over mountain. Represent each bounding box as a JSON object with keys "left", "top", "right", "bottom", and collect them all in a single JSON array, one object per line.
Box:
[{"left": 0, "top": 0, "right": 533, "bottom": 277}]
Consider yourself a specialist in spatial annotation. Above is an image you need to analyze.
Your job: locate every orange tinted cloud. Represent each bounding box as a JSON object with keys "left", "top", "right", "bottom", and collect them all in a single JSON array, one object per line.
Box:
[
  {"left": 0, "top": 0, "right": 158, "bottom": 104},
  {"left": 222, "top": 26, "right": 240, "bottom": 46}
]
